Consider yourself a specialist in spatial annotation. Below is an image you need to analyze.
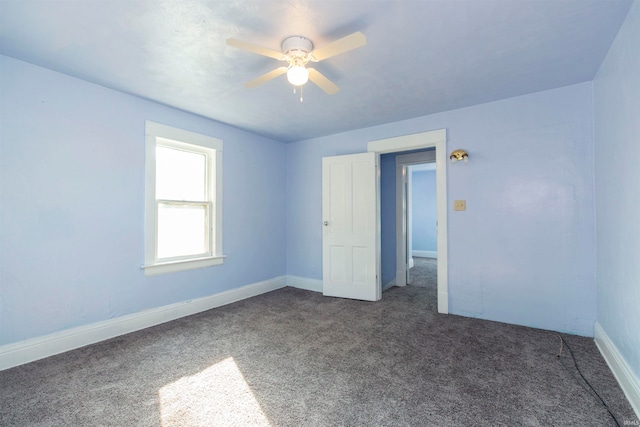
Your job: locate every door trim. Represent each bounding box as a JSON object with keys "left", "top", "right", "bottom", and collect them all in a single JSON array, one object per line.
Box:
[{"left": 367, "top": 129, "right": 448, "bottom": 314}]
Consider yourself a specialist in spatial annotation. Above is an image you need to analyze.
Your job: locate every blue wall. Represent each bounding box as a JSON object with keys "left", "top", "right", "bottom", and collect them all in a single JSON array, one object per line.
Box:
[
  {"left": 286, "top": 82, "right": 596, "bottom": 336},
  {"left": 411, "top": 169, "right": 437, "bottom": 253},
  {"left": 0, "top": 55, "right": 287, "bottom": 346},
  {"left": 594, "top": 0, "right": 640, "bottom": 378}
]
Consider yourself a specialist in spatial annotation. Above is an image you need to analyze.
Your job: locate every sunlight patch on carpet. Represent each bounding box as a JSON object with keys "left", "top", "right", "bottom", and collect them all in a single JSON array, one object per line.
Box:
[{"left": 159, "top": 357, "right": 271, "bottom": 426}]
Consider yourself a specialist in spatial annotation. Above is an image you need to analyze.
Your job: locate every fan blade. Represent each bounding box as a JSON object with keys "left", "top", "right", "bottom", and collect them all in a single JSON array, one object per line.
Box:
[
  {"left": 244, "top": 67, "right": 288, "bottom": 88},
  {"left": 311, "top": 32, "right": 366, "bottom": 61},
  {"left": 226, "top": 38, "right": 284, "bottom": 60},
  {"left": 308, "top": 68, "right": 339, "bottom": 94}
]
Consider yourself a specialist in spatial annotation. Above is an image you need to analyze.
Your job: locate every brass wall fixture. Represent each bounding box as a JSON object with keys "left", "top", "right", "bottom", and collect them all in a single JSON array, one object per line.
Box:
[{"left": 449, "top": 149, "right": 469, "bottom": 163}]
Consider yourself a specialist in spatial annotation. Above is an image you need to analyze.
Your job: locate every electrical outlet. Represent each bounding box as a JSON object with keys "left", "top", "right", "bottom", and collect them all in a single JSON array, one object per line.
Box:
[{"left": 454, "top": 200, "right": 466, "bottom": 211}]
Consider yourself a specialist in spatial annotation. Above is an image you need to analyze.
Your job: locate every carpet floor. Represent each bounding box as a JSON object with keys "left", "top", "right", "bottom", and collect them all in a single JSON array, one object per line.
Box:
[
  {"left": 408, "top": 256, "right": 437, "bottom": 289},
  {"left": 0, "top": 286, "right": 637, "bottom": 426}
]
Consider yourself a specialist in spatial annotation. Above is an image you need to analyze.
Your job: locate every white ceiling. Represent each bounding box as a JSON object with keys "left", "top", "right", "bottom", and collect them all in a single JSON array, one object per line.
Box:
[{"left": 0, "top": 0, "right": 633, "bottom": 143}]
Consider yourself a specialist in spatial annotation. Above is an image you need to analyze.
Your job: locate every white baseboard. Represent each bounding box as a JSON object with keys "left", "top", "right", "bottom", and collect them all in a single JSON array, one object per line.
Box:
[
  {"left": 413, "top": 250, "right": 437, "bottom": 258},
  {"left": 0, "top": 276, "right": 287, "bottom": 371},
  {"left": 594, "top": 322, "right": 640, "bottom": 419},
  {"left": 286, "top": 275, "right": 323, "bottom": 293},
  {"left": 409, "top": 258, "right": 415, "bottom": 269}
]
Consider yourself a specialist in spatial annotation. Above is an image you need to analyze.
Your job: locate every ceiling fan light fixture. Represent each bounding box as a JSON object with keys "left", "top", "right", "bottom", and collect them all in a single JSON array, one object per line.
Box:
[
  {"left": 287, "top": 65, "right": 309, "bottom": 86},
  {"left": 228, "top": 32, "right": 366, "bottom": 95}
]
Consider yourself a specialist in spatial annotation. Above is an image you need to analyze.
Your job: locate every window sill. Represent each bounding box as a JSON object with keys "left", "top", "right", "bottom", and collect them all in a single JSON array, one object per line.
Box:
[{"left": 141, "top": 255, "right": 226, "bottom": 276}]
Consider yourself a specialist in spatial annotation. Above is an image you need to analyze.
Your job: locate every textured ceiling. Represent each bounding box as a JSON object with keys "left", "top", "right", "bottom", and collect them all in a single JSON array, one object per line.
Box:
[{"left": 0, "top": 0, "right": 633, "bottom": 143}]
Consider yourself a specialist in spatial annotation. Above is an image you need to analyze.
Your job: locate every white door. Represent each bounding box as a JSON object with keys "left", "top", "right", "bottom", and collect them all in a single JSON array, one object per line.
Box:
[{"left": 322, "top": 152, "right": 380, "bottom": 301}]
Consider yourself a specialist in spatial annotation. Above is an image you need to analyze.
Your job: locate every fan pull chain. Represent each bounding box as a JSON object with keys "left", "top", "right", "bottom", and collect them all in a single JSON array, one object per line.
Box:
[{"left": 292, "top": 85, "right": 303, "bottom": 102}]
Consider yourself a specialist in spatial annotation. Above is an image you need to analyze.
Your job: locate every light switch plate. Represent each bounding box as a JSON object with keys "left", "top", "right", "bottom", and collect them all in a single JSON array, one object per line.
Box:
[{"left": 454, "top": 200, "right": 466, "bottom": 211}]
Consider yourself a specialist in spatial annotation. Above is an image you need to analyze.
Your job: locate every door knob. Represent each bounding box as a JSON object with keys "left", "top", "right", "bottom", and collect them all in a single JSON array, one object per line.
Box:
[{"left": 323, "top": 221, "right": 329, "bottom": 226}]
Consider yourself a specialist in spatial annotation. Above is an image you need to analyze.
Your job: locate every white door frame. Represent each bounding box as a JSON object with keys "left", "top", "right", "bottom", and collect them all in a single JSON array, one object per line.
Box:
[
  {"left": 395, "top": 151, "right": 436, "bottom": 288},
  {"left": 368, "top": 129, "right": 448, "bottom": 314}
]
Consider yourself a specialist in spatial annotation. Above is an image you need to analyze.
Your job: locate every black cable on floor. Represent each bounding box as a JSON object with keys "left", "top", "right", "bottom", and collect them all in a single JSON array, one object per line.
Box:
[{"left": 556, "top": 334, "right": 621, "bottom": 427}]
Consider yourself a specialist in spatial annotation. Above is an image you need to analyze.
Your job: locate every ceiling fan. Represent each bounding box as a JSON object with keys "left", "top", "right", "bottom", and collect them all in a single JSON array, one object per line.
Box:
[{"left": 226, "top": 32, "right": 366, "bottom": 99}]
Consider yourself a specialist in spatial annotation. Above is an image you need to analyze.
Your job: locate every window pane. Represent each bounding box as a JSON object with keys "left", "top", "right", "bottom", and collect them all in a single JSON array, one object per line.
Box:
[
  {"left": 157, "top": 203, "right": 208, "bottom": 259},
  {"left": 156, "top": 146, "right": 206, "bottom": 201}
]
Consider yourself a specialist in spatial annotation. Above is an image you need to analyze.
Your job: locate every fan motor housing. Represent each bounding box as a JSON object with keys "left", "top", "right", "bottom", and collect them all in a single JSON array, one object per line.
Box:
[{"left": 281, "top": 36, "right": 313, "bottom": 55}]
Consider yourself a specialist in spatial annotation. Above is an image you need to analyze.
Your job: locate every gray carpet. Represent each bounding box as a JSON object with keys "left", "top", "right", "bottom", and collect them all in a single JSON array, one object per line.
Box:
[
  {"left": 409, "top": 256, "right": 437, "bottom": 289},
  {"left": 0, "top": 286, "right": 637, "bottom": 426}
]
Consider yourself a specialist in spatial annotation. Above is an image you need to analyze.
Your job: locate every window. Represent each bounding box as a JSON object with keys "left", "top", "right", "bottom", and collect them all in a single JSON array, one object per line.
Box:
[{"left": 143, "top": 121, "right": 223, "bottom": 275}]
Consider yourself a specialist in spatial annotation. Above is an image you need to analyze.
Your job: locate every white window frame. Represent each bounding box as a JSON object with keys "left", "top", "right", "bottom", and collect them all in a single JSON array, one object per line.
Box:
[{"left": 142, "top": 121, "right": 224, "bottom": 276}]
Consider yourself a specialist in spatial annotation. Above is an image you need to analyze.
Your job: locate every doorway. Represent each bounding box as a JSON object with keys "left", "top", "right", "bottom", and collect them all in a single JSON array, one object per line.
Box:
[
  {"left": 394, "top": 150, "right": 436, "bottom": 289},
  {"left": 408, "top": 162, "right": 438, "bottom": 286},
  {"left": 368, "top": 129, "right": 448, "bottom": 314}
]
